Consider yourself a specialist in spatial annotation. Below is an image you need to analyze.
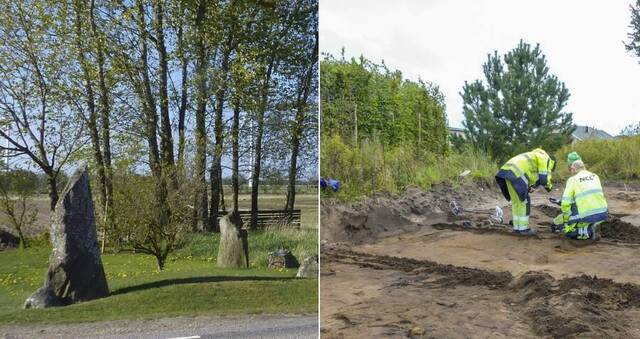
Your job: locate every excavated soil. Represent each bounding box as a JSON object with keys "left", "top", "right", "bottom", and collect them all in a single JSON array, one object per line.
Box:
[{"left": 321, "top": 182, "right": 640, "bottom": 338}]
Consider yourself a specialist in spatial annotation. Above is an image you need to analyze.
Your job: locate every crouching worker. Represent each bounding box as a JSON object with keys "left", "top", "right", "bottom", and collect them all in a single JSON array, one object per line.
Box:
[
  {"left": 551, "top": 153, "right": 608, "bottom": 240},
  {"left": 496, "top": 148, "right": 556, "bottom": 235}
]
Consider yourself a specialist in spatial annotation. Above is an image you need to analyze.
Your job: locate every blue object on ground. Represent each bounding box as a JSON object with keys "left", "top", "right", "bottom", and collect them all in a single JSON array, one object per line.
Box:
[{"left": 320, "top": 177, "right": 340, "bottom": 192}]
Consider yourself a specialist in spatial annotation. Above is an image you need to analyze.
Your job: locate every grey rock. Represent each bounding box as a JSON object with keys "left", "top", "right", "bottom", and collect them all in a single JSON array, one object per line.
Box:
[
  {"left": 0, "top": 229, "right": 18, "bottom": 250},
  {"left": 24, "top": 286, "right": 66, "bottom": 309},
  {"left": 296, "top": 255, "right": 318, "bottom": 278},
  {"left": 267, "top": 249, "right": 299, "bottom": 269},
  {"left": 217, "top": 212, "right": 249, "bottom": 268},
  {"left": 24, "top": 164, "right": 109, "bottom": 309}
]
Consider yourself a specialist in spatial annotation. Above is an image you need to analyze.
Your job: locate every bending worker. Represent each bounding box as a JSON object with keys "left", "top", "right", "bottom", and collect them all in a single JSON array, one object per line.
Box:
[
  {"left": 495, "top": 148, "right": 556, "bottom": 235},
  {"left": 551, "top": 152, "right": 608, "bottom": 240}
]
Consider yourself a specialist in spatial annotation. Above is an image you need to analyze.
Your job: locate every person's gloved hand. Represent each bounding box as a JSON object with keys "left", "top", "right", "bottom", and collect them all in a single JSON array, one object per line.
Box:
[{"left": 550, "top": 223, "right": 565, "bottom": 233}]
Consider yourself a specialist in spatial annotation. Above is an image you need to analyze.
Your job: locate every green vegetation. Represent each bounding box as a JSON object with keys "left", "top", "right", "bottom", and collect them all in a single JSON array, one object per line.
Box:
[
  {"left": 176, "top": 229, "right": 318, "bottom": 269},
  {"left": 460, "top": 40, "right": 574, "bottom": 161},
  {"left": 321, "top": 135, "right": 496, "bottom": 200},
  {"left": 321, "top": 52, "right": 449, "bottom": 154},
  {"left": 0, "top": 228, "right": 317, "bottom": 325},
  {"left": 626, "top": 1, "right": 640, "bottom": 60},
  {"left": 320, "top": 52, "right": 496, "bottom": 199},
  {"left": 555, "top": 136, "right": 640, "bottom": 181}
]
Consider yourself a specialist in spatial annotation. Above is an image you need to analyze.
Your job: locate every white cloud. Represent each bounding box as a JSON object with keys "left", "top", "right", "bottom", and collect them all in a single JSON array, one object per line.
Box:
[{"left": 320, "top": 0, "right": 640, "bottom": 135}]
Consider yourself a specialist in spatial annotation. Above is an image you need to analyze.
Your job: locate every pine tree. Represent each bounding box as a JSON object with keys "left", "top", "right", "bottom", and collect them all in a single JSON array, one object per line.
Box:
[
  {"left": 626, "top": 1, "right": 640, "bottom": 61},
  {"left": 460, "top": 40, "right": 574, "bottom": 161}
]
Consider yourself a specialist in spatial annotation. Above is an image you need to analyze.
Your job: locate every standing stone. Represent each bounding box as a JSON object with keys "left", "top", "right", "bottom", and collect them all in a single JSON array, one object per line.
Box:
[
  {"left": 217, "top": 212, "right": 249, "bottom": 268},
  {"left": 24, "top": 164, "right": 109, "bottom": 309},
  {"left": 296, "top": 255, "right": 318, "bottom": 278}
]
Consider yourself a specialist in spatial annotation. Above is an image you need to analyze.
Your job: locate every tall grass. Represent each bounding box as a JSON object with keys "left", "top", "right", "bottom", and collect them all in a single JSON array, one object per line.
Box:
[
  {"left": 321, "top": 134, "right": 497, "bottom": 199},
  {"left": 555, "top": 136, "right": 640, "bottom": 181},
  {"left": 175, "top": 228, "right": 318, "bottom": 268}
]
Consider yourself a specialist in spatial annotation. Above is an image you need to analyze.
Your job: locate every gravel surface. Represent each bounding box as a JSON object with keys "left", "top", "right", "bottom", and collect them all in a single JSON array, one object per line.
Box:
[{"left": 0, "top": 314, "right": 318, "bottom": 339}]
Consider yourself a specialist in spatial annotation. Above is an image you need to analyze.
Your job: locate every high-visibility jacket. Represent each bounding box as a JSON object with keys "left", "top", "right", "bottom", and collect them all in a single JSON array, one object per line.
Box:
[
  {"left": 560, "top": 169, "right": 608, "bottom": 225},
  {"left": 495, "top": 148, "right": 554, "bottom": 202}
]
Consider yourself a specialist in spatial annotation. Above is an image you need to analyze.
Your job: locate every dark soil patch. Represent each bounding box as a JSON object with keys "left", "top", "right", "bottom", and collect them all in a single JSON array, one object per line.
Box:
[
  {"left": 535, "top": 204, "right": 561, "bottom": 218},
  {"left": 600, "top": 218, "right": 640, "bottom": 243},
  {"left": 323, "top": 246, "right": 513, "bottom": 289}
]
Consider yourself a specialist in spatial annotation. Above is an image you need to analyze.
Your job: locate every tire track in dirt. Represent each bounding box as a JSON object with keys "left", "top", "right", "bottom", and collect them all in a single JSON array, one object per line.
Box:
[{"left": 323, "top": 245, "right": 640, "bottom": 338}]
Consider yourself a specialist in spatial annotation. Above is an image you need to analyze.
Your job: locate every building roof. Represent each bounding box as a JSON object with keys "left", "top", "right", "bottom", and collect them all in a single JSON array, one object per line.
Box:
[{"left": 571, "top": 125, "right": 612, "bottom": 141}]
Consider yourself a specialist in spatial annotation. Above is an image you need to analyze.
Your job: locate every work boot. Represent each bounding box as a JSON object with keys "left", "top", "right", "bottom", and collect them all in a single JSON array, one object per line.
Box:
[
  {"left": 514, "top": 228, "right": 537, "bottom": 236},
  {"left": 591, "top": 223, "right": 601, "bottom": 241}
]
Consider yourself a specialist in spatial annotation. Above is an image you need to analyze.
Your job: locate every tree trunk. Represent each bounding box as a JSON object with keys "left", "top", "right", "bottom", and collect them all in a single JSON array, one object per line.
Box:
[
  {"left": 155, "top": 254, "right": 166, "bottom": 271},
  {"left": 137, "top": 0, "right": 168, "bottom": 239},
  {"left": 47, "top": 174, "right": 58, "bottom": 211},
  {"left": 89, "top": 0, "right": 115, "bottom": 246},
  {"left": 250, "top": 61, "right": 275, "bottom": 229},
  {"left": 177, "top": 22, "right": 188, "bottom": 173},
  {"left": 153, "top": 0, "right": 175, "bottom": 170},
  {"left": 72, "top": 0, "right": 108, "bottom": 220},
  {"left": 285, "top": 32, "right": 317, "bottom": 213},
  {"left": 219, "top": 167, "right": 226, "bottom": 212},
  {"left": 231, "top": 98, "right": 240, "bottom": 214},
  {"left": 208, "top": 46, "right": 231, "bottom": 233},
  {"left": 193, "top": 0, "right": 208, "bottom": 231}
]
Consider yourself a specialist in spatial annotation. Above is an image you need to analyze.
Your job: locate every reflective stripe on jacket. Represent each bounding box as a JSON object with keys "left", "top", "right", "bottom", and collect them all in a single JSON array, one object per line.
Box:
[
  {"left": 495, "top": 148, "right": 553, "bottom": 201},
  {"left": 560, "top": 169, "right": 608, "bottom": 225}
]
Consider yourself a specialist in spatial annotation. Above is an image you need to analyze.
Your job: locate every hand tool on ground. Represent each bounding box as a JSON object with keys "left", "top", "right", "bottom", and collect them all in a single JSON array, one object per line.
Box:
[
  {"left": 549, "top": 197, "right": 561, "bottom": 206},
  {"left": 449, "top": 200, "right": 504, "bottom": 224}
]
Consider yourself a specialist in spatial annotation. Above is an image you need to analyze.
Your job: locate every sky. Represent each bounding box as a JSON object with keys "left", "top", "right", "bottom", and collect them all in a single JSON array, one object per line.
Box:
[{"left": 320, "top": 0, "right": 640, "bottom": 136}]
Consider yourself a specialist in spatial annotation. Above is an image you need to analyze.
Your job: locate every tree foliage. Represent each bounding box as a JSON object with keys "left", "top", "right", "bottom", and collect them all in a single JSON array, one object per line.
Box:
[
  {"left": 460, "top": 40, "right": 574, "bottom": 161},
  {"left": 621, "top": 121, "right": 640, "bottom": 136},
  {"left": 0, "top": 0, "right": 318, "bottom": 269},
  {"left": 626, "top": 0, "right": 640, "bottom": 61},
  {"left": 320, "top": 52, "right": 448, "bottom": 156}
]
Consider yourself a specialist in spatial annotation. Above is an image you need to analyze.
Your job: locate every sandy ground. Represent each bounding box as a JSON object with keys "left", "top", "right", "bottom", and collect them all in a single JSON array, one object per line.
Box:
[{"left": 321, "top": 182, "right": 640, "bottom": 338}]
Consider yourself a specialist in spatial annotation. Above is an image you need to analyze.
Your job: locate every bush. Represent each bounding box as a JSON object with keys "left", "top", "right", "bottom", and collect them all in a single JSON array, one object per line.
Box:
[{"left": 109, "top": 171, "right": 194, "bottom": 270}]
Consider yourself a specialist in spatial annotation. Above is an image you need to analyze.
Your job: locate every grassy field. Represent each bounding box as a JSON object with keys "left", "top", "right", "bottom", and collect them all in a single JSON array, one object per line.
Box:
[
  {"left": 0, "top": 228, "right": 318, "bottom": 325},
  {"left": 0, "top": 193, "right": 318, "bottom": 237}
]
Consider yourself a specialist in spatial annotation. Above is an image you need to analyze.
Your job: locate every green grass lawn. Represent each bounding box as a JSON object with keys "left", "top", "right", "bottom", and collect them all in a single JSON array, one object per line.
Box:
[{"left": 0, "top": 229, "right": 318, "bottom": 325}]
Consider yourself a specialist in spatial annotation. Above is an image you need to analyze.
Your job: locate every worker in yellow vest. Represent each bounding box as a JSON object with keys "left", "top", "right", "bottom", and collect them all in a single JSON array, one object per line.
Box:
[
  {"left": 495, "top": 148, "right": 556, "bottom": 235},
  {"left": 551, "top": 152, "right": 608, "bottom": 240}
]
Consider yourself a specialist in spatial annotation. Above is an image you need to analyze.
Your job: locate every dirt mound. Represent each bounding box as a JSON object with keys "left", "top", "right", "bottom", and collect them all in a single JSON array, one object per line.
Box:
[
  {"left": 321, "top": 182, "right": 498, "bottom": 244},
  {"left": 535, "top": 204, "right": 560, "bottom": 218},
  {"left": 601, "top": 218, "right": 640, "bottom": 243},
  {"left": 511, "top": 271, "right": 556, "bottom": 302},
  {"left": 523, "top": 274, "right": 640, "bottom": 338},
  {"left": 613, "top": 191, "right": 640, "bottom": 201}
]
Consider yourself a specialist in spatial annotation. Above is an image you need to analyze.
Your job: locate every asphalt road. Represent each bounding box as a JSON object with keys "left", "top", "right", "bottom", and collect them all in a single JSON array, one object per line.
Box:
[{"left": 0, "top": 314, "right": 318, "bottom": 339}]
